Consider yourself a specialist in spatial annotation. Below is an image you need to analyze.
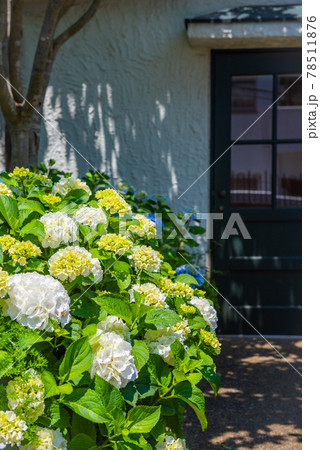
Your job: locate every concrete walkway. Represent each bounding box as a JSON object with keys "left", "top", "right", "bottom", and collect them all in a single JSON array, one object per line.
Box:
[{"left": 183, "top": 337, "right": 302, "bottom": 449}]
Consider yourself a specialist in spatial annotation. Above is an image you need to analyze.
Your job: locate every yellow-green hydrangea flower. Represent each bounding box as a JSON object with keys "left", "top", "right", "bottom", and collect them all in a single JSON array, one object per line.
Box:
[
  {"left": 8, "top": 241, "right": 42, "bottom": 266},
  {"left": 42, "top": 194, "right": 62, "bottom": 207},
  {"left": 0, "top": 235, "right": 16, "bottom": 252},
  {"left": 97, "top": 233, "right": 133, "bottom": 255},
  {"left": 0, "top": 183, "right": 13, "bottom": 197},
  {"left": 95, "top": 188, "right": 132, "bottom": 214},
  {"left": 0, "top": 269, "right": 9, "bottom": 298},
  {"left": 200, "top": 329, "right": 221, "bottom": 354},
  {"left": 129, "top": 283, "right": 168, "bottom": 308},
  {"left": 180, "top": 304, "right": 196, "bottom": 315},
  {"left": 0, "top": 410, "right": 27, "bottom": 448},
  {"left": 128, "top": 245, "right": 163, "bottom": 273},
  {"left": 159, "top": 277, "right": 194, "bottom": 299},
  {"left": 127, "top": 214, "right": 156, "bottom": 239},
  {"left": 9, "top": 167, "right": 30, "bottom": 178},
  {"left": 6, "top": 369, "right": 45, "bottom": 422},
  {"left": 48, "top": 245, "right": 103, "bottom": 282}
]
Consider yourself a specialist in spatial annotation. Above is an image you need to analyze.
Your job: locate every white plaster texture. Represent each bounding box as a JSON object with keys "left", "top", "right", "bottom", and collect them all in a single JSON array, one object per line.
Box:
[{"left": 0, "top": 0, "right": 299, "bottom": 219}]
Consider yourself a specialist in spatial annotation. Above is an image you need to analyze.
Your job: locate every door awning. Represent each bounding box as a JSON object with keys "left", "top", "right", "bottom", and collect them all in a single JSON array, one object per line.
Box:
[{"left": 185, "top": 4, "right": 302, "bottom": 49}]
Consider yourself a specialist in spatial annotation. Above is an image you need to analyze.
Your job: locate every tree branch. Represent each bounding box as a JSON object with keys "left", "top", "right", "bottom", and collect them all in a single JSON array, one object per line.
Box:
[
  {"left": 23, "top": 0, "right": 68, "bottom": 117},
  {"left": 9, "top": 0, "right": 24, "bottom": 103},
  {"left": 53, "top": 0, "right": 101, "bottom": 53},
  {"left": 0, "top": 0, "right": 18, "bottom": 123}
]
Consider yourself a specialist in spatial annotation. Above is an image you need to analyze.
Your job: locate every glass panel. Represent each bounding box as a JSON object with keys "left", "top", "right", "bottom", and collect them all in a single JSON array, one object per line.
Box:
[
  {"left": 231, "top": 75, "right": 273, "bottom": 140},
  {"left": 277, "top": 74, "right": 302, "bottom": 139},
  {"left": 231, "top": 144, "right": 272, "bottom": 207},
  {"left": 277, "top": 143, "right": 302, "bottom": 208}
]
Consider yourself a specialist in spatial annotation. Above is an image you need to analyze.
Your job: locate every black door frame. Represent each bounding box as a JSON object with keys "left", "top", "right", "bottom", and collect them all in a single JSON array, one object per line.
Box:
[{"left": 210, "top": 48, "right": 302, "bottom": 334}]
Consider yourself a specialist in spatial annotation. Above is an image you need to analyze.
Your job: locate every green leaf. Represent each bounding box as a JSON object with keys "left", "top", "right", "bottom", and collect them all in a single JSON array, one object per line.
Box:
[
  {"left": 47, "top": 401, "right": 71, "bottom": 428},
  {"left": 125, "top": 406, "right": 161, "bottom": 433},
  {"left": 41, "top": 371, "right": 60, "bottom": 398},
  {"left": 0, "top": 386, "right": 8, "bottom": 410},
  {"left": 62, "top": 388, "right": 112, "bottom": 423},
  {"left": 116, "top": 271, "right": 131, "bottom": 290},
  {"left": 113, "top": 261, "right": 131, "bottom": 273},
  {"left": 189, "top": 225, "right": 206, "bottom": 235},
  {"left": 59, "top": 337, "right": 93, "bottom": 382},
  {"left": 175, "top": 274, "right": 199, "bottom": 285},
  {"left": 71, "top": 413, "right": 97, "bottom": 440},
  {"left": 69, "top": 434, "right": 98, "bottom": 450},
  {"left": 171, "top": 382, "right": 207, "bottom": 431},
  {"left": 145, "top": 308, "right": 180, "bottom": 329},
  {"left": 97, "top": 296, "right": 132, "bottom": 325},
  {"left": 65, "top": 189, "right": 90, "bottom": 204},
  {"left": 131, "top": 341, "right": 149, "bottom": 371},
  {"left": 18, "top": 199, "right": 45, "bottom": 215},
  {"left": 94, "top": 375, "right": 125, "bottom": 411},
  {"left": 147, "top": 354, "right": 171, "bottom": 387},
  {"left": 20, "top": 219, "right": 45, "bottom": 238},
  {"left": 0, "top": 246, "right": 3, "bottom": 265},
  {"left": 58, "top": 384, "right": 74, "bottom": 395},
  {"left": 199, "top": 366, "right": 220, "bottom": 396},
  {"left": 0, "top": 195, "right": 19, "bottom": 229},
  {"left": 82, "top": 324, "right": 97, "bottom": 337}
]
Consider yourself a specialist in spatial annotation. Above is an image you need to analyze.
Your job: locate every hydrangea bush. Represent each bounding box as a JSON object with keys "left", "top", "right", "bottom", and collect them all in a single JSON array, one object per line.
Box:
[{"left": 0, "top": 163, "right": 220, "bottom": 449}]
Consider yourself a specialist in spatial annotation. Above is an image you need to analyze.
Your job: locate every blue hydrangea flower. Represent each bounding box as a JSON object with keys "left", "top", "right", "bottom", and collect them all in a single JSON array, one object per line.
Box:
[
  {"left": 146, "top": 213, "right": 164, "bottom": 229},
  {"left": 175, "top": 264, "right": 204, "bottom": 287}
]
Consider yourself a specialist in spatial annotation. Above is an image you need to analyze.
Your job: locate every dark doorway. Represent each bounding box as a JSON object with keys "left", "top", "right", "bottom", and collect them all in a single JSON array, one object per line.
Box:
[{"left": 211, "top": 50, "right": 302, "bottom": 335}]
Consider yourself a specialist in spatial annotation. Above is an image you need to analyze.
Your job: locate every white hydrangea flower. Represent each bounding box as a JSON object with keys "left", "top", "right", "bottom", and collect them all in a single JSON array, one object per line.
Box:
[
  {"left": 52, "top": 176, "right": 91, "bottom": 197},
  {"left": 129, "top": 283, "right": 168, "bottom": 308},
  {"left": 127, "top": 214, "right": 156, "bottom": 239},
  {"left": 156, "top": 435, "right": 188, "bottom": 449},
  {"left": 90, "top": 331, "right": 138, "bottom": 389},
  {"left": 3, "top": 272, "right": 71, "bottom": 331},
  {"left": 145, "top": 321, "right": 190, "bottom": 366},
  {"left": 0, "top": 410, "right": 27, "bottom": 449},
  {"left": 73, "top": 205, "right": 107, "bottom": 229},
  {"left": 48, "top": 246, "right": 103, "bottom": 283},
  {"left": 39, "top": 212, "right": 78, "bottom": 248},
  {"left": 96, "top": 316, "right": 130, "bottom": 341},
  {"left": 21, "top": 427, "right": 67, "bottom": 450},
  {"left": 6, "top": 369, "right": 45, "bottom": 422},
  {"left": 128, "top": 245, "right": 163, "bottom": 273},
  {"left": 190, "top": 296, "right": 218, "bottom": 330}
]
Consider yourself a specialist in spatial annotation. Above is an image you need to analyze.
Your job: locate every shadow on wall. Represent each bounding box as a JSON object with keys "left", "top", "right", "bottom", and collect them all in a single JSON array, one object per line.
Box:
[
  {"left": 33, "top": 0, "right": 212, "bottom": 213},
  {"left": 183, "top": 337, "right": 302, "bottom": 449}
]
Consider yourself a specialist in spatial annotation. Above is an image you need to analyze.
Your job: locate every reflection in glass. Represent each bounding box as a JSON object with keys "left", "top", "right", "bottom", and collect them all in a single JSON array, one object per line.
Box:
[
  {"left": 231, "top": 145, "right": 272, "bottom": 207},
  {"left": 277, "top": 143, "right": 302, "bottom": 208},
  {"left": 231, "top": 75, "right": 273, "bottom": 140},
  {"left": 277, "top": 74, "right": 302, "bottom": 139}
]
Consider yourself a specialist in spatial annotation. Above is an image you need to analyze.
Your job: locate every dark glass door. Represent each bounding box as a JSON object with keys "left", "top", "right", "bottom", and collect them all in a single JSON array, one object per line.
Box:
[{"left": 211, "top": 50, "right": 302, "bottom": 335}]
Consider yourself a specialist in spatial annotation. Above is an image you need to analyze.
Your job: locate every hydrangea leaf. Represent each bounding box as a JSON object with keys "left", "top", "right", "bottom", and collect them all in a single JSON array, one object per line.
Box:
[
  {"left": 69, "top": 434, "right": 99, "bottom": 450},
  {"left": 174, "top": 274, "right": 199, "bottom": 285},
  {"left": 20, "top": 219, "right": 45, "bottom": 238},
  {"left": 199, "top": 366, "right": 220, "bottom": 396},
  {"left": 59, "top": 337, "right": 93, "bottom": 382},
  {"left": 41, "top": 370, "right": 60, "bottom": 398},
  {"left": 94, "top": 375, "right": 125, "bottom": 411},
  {"left": 145, "top": 308, "right": 181, "bottom": 329},
  {"left": 170, "top": 381, "right": 207, "bottom": 431},
  {"left": 131, "top": 340, "right": 149, "bottom": 371},
  {"left": 0, "top": 194, "right": 19, "bottom": 229},
  {"left": 125, "top": 405, "right": 161, "bottom": 433},
  {"left": 62, "top": 388, "right": 112, "bottom": 424}
]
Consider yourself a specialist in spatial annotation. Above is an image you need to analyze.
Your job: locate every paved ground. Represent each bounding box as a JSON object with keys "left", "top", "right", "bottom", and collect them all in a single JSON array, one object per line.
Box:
[{"left": 183, "top": 337, "right": 302, "bottom": 450}]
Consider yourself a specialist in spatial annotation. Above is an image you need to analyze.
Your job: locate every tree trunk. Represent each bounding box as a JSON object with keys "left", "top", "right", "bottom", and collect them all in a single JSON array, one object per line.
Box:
[{"left": 6, "top": 120, "right": 39, "bottom": 169}]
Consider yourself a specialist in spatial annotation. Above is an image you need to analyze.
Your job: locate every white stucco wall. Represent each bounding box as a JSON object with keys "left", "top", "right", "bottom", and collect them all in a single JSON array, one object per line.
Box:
[{"left": 0, "top": 0, "right": 298, "bottom": 218}]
